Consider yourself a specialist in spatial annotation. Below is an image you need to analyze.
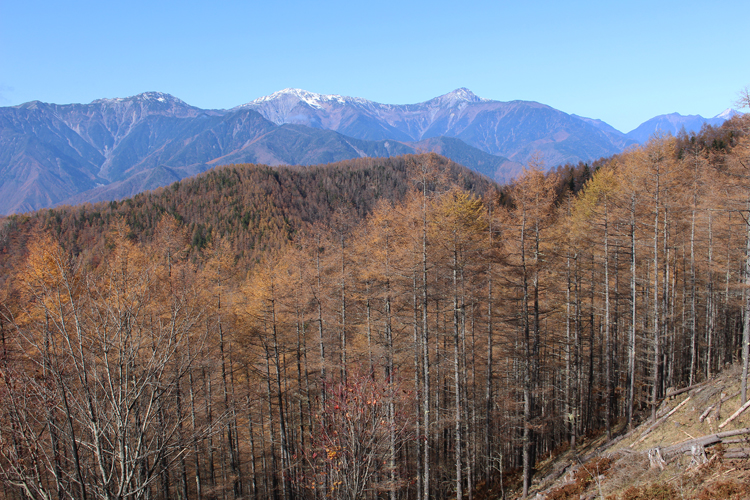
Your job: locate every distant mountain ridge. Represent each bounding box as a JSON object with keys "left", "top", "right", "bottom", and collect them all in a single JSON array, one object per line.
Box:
[
  {"left": 0, "top": 89, "right": 741, "bottom": 215},
  {"left": 0, "top": 92, "right": 520, "bottom": 214},
  {"left": 625, "top": 109, "right": 741, "bottom": 144},
  {"left": 239, "top": 88, "right": 633, "bottom": 166}
]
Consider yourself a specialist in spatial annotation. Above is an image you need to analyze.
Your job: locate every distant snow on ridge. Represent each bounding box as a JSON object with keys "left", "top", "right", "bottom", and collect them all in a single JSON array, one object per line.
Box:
[
  {"left": 3, "top": 86, "right": 746, "bottom": 215},
  {"left": 91, "top": 91, "right": 185, "bottom": 105},
  {"left": 715, "top": 108, "right": 742, "bottom": 120},
  {"left": 239, "top": 87, "right": 490, "bottom": 111},
  {"left": 234, "top": 86, "right": 632, "bottom": 164},
  {"left": 239, "top": 88, "right": 373, "bottom": 109},
  {"left": 427, "top": 88, "right": 489, "bottom": 105}
]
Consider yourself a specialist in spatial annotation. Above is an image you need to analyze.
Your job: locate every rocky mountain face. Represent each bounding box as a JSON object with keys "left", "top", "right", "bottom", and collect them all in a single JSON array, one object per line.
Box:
[
  {"left": 0, "top": 93, "right": 226, "bottom": 213},
  {"left": 0, "top": 91, "right": 518, "bottom": 214},
  {"left": 1, "top": 88, "right": 740, "bottom": 215},
  {"left": 240, "top": 88, "right": 632, "bottom": 166}
]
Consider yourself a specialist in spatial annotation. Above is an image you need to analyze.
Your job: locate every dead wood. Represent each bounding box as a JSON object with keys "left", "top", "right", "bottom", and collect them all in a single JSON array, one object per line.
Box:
[
  {"left": 662, "top": 427, "right": 750, "bottom": 457},
  {"left": 665, "top": 380, "right": 711, "bottom": 399},
  {"left": 700, "top": 390, "right": 739, "bottom": 422},
  {"left": 723, "top": 448, "right": 750, "bottom": 459},
  {"left": 631, "top": 397, "right": 691, "bottom": 448},
  {"left": 719, "top": 398, "right": 750, "bottom": 429}
]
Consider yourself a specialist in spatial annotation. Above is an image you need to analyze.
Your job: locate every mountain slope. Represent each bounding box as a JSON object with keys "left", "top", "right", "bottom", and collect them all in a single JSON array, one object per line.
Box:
[
  {"left": 521, "top": 364, "right": 750, "bottom": 500},
  {"left": 626, "top": 109, "right": 742, "bottom": 144},
  {"left": 0, "top": 93, "right": 227, "bottom": 213},
  {"left": 239, "top": 88, "right": 628, "bottom": 166},
  {"left": 6, "top": 88, "right": 735, "bottom": 215},
  {"left": 1, "top": 93, "right": 516, "bottom": 214},
  {"left": 0, "top": 154, "right": 497, "bottom": 276}
]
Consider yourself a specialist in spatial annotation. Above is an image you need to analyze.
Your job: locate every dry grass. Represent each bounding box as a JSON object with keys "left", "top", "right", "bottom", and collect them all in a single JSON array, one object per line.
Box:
[
  {"left": 610, "top": 483, "right": 678, "bottom": 500},
  {"left": 522, "top": 365, "right": 750, "bottom": 500},
  {"left": 613, "top": 366, "right": 750, "bottom": 456}
]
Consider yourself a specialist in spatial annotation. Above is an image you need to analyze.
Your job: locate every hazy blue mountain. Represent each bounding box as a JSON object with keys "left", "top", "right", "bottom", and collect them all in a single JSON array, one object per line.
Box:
[
  {"left": 626, "top": 109, "right": 742, "bottom": 144},
  {"left": 0, "top": 92, "right": 521, "bottom": 214},
  {"left": 571, "top": 114, "right": 638, "bottom": 150},
  {"left": 6, "top": 88, "right": 734, "bottom": 215},
  {"left": 0, "top": 93, "right": 229, "bottom": 213},
  {"left": 239, "top": 88, "right": 627, "bottom": 167},
  {"left": 60, "top": 131, "right": 519, "bottom": 207}
]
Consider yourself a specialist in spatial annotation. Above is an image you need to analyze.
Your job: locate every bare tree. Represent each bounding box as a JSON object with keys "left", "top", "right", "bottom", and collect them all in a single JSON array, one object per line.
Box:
[
  {"left": 304, "top": 371, "right": 414, "bottom": 500},
  {"left": 0, "top": 227, "right": 214, "bottom": 500}
]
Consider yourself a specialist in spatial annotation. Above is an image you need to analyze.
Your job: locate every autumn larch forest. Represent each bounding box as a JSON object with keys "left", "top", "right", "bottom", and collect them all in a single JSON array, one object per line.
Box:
[{"left": 0, "top": 113, "right": 749, "bottom": 500}]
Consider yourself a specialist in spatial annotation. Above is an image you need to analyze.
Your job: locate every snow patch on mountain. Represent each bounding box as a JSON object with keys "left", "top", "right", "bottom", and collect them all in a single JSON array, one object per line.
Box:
[
  {"left": 91, "top": 92, "right": 185, "bottom": 106},
  {"left": 239, "top": 88, "right": 374, "bottom": 110},
  {"left": 430, "top": 88, "right": 488, "bottom": 106},
  {"left": 715, "top": 108, "right": 743, "bottom": 120}
]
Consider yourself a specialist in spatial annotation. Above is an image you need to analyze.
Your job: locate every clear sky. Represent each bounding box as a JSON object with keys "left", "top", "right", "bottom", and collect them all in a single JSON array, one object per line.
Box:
[{"left": 1, "top": 0, "right": 748, "bottom": 133}]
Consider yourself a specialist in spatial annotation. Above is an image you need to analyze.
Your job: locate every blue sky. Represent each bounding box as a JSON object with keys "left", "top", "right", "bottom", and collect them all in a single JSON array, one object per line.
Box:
[{"left": 1, "top": 0, "right": 748, "bottom": 133}]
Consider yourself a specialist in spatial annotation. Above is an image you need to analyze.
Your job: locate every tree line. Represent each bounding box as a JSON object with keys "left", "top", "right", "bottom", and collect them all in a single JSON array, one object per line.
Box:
[{"left": 1, "top": 114, "right": 750, "bottom": 499}]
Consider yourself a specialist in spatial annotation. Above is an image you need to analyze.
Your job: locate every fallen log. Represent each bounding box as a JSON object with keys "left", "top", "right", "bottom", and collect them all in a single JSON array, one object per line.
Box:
[
  {"left": 720, "top": 437, "right": 750, "bottom": 445},
  {"left": 719, "top": 398, "right": 750, "bottom": 429},
  {"left": 662, "top": 427, "right": 750, "bottom": 457},
  {"left": 700, "top": 391, "right": 739, "bottom": 422},
  {"left": 631, "top": 397, "right": 691, "bottom": 448},
  {"left": 724, "top": 448, "right": 750, "bottom": 459},
  {"left": 665, "top": 380, "right": 712, "bottom": 399}
]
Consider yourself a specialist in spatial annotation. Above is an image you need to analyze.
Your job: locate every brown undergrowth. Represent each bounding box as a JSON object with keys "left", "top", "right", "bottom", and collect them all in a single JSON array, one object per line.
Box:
[
  {"left": 520, "top": 364, "right": 750, "bottom": 500},
  {"left": 545, "top": 457, "right": 614, "bottom": 500}
]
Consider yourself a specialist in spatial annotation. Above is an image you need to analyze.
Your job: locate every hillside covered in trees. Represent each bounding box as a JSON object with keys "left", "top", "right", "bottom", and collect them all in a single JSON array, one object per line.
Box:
[
  {"left": 0, "top": 155, "right": 496, "bottom": 290},
  {"left": 0, "top": 115, "right": 749, "bottom": 500}
]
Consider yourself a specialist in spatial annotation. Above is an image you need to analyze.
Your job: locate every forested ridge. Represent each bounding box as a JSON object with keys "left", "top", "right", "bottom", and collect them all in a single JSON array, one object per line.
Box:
[
  {"left": 0, "top": 115, "right": 749, "bottom": 500},
  {"left": 0, "top": 155, "right": 496, "bottom": 290}
]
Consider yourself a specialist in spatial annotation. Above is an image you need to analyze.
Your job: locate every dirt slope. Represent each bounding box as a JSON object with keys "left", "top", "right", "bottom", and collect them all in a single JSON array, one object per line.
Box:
[{"left": 525, "top": 365, "right": 750, "bottom": 500}]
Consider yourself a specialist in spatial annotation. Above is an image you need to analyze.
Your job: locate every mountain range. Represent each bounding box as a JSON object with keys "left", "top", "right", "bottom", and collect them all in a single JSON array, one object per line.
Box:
[
  {"left": 0, "top": 88, "right": 740, "bottom": 215},
  {"left": 625, "top": 108, "right": 741, "bottom": 143}
]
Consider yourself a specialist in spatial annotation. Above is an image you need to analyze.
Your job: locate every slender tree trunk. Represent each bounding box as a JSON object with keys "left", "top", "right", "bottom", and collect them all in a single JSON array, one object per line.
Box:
[
  {"left": 743, "top": 201, "right": 750, "bottom": 404},
  {"left": 706, "top": 212, "right": 714, "bottom": 379},
  {"left": 453, "top": 254, "right": 463, "bottom": 500},
  {"left": 246, "top": 376, "right": 259, "bottom": 500},
  {"left": 652, "top": 168, "right": 661, "bottom": 421},
  {"left": 604, "top": 202, "right": 612, "bottom": 440},
  {"left": 189, "top": 366, "right": 202, "bottom": 499},
  {"left": 422, "top": 185, "right": 431, "bottom": 500},
  {"left": 486, "top": 208, "right": 495, "bottom": 484},
  {"left": 340, "top": 232, "right": 347, "bottom": 384},
  {"left": 689, "top": 202, "right": 697, "bottom": 386},
  {"left": 219, "top": 320, "right": 241, "bottom": 499},
  {"left": 270, "top": 292, "right": 290, "bottom": 500},
  {"left": 413, "top": 274, "right": 423, "bottom": 500},
  {"left": 316, "top": 234, "right": 326, "bottom": 404},
  {"left": 628, "top": 194, "right": 637, "bottom": 430},
  {"left": 521, "top": 212, "right": 532, "bottom": 498}
]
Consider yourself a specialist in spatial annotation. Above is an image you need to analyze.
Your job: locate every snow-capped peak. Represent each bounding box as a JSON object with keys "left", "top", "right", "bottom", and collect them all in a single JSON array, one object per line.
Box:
[
  {"left": 91, "top": 92, "right": 183, "bottom": 106},
  {"left": 241, "top": 88, "right": 372, "bottom": 109},
  {"left": 715, "top": 108, "right": 742, "bottom": 120},
  {"left": 448, "top": 88, "right": 482, "bottom": 101},
  {"left": 432, "top": 88, "right": 487, "bottom": 105}
]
